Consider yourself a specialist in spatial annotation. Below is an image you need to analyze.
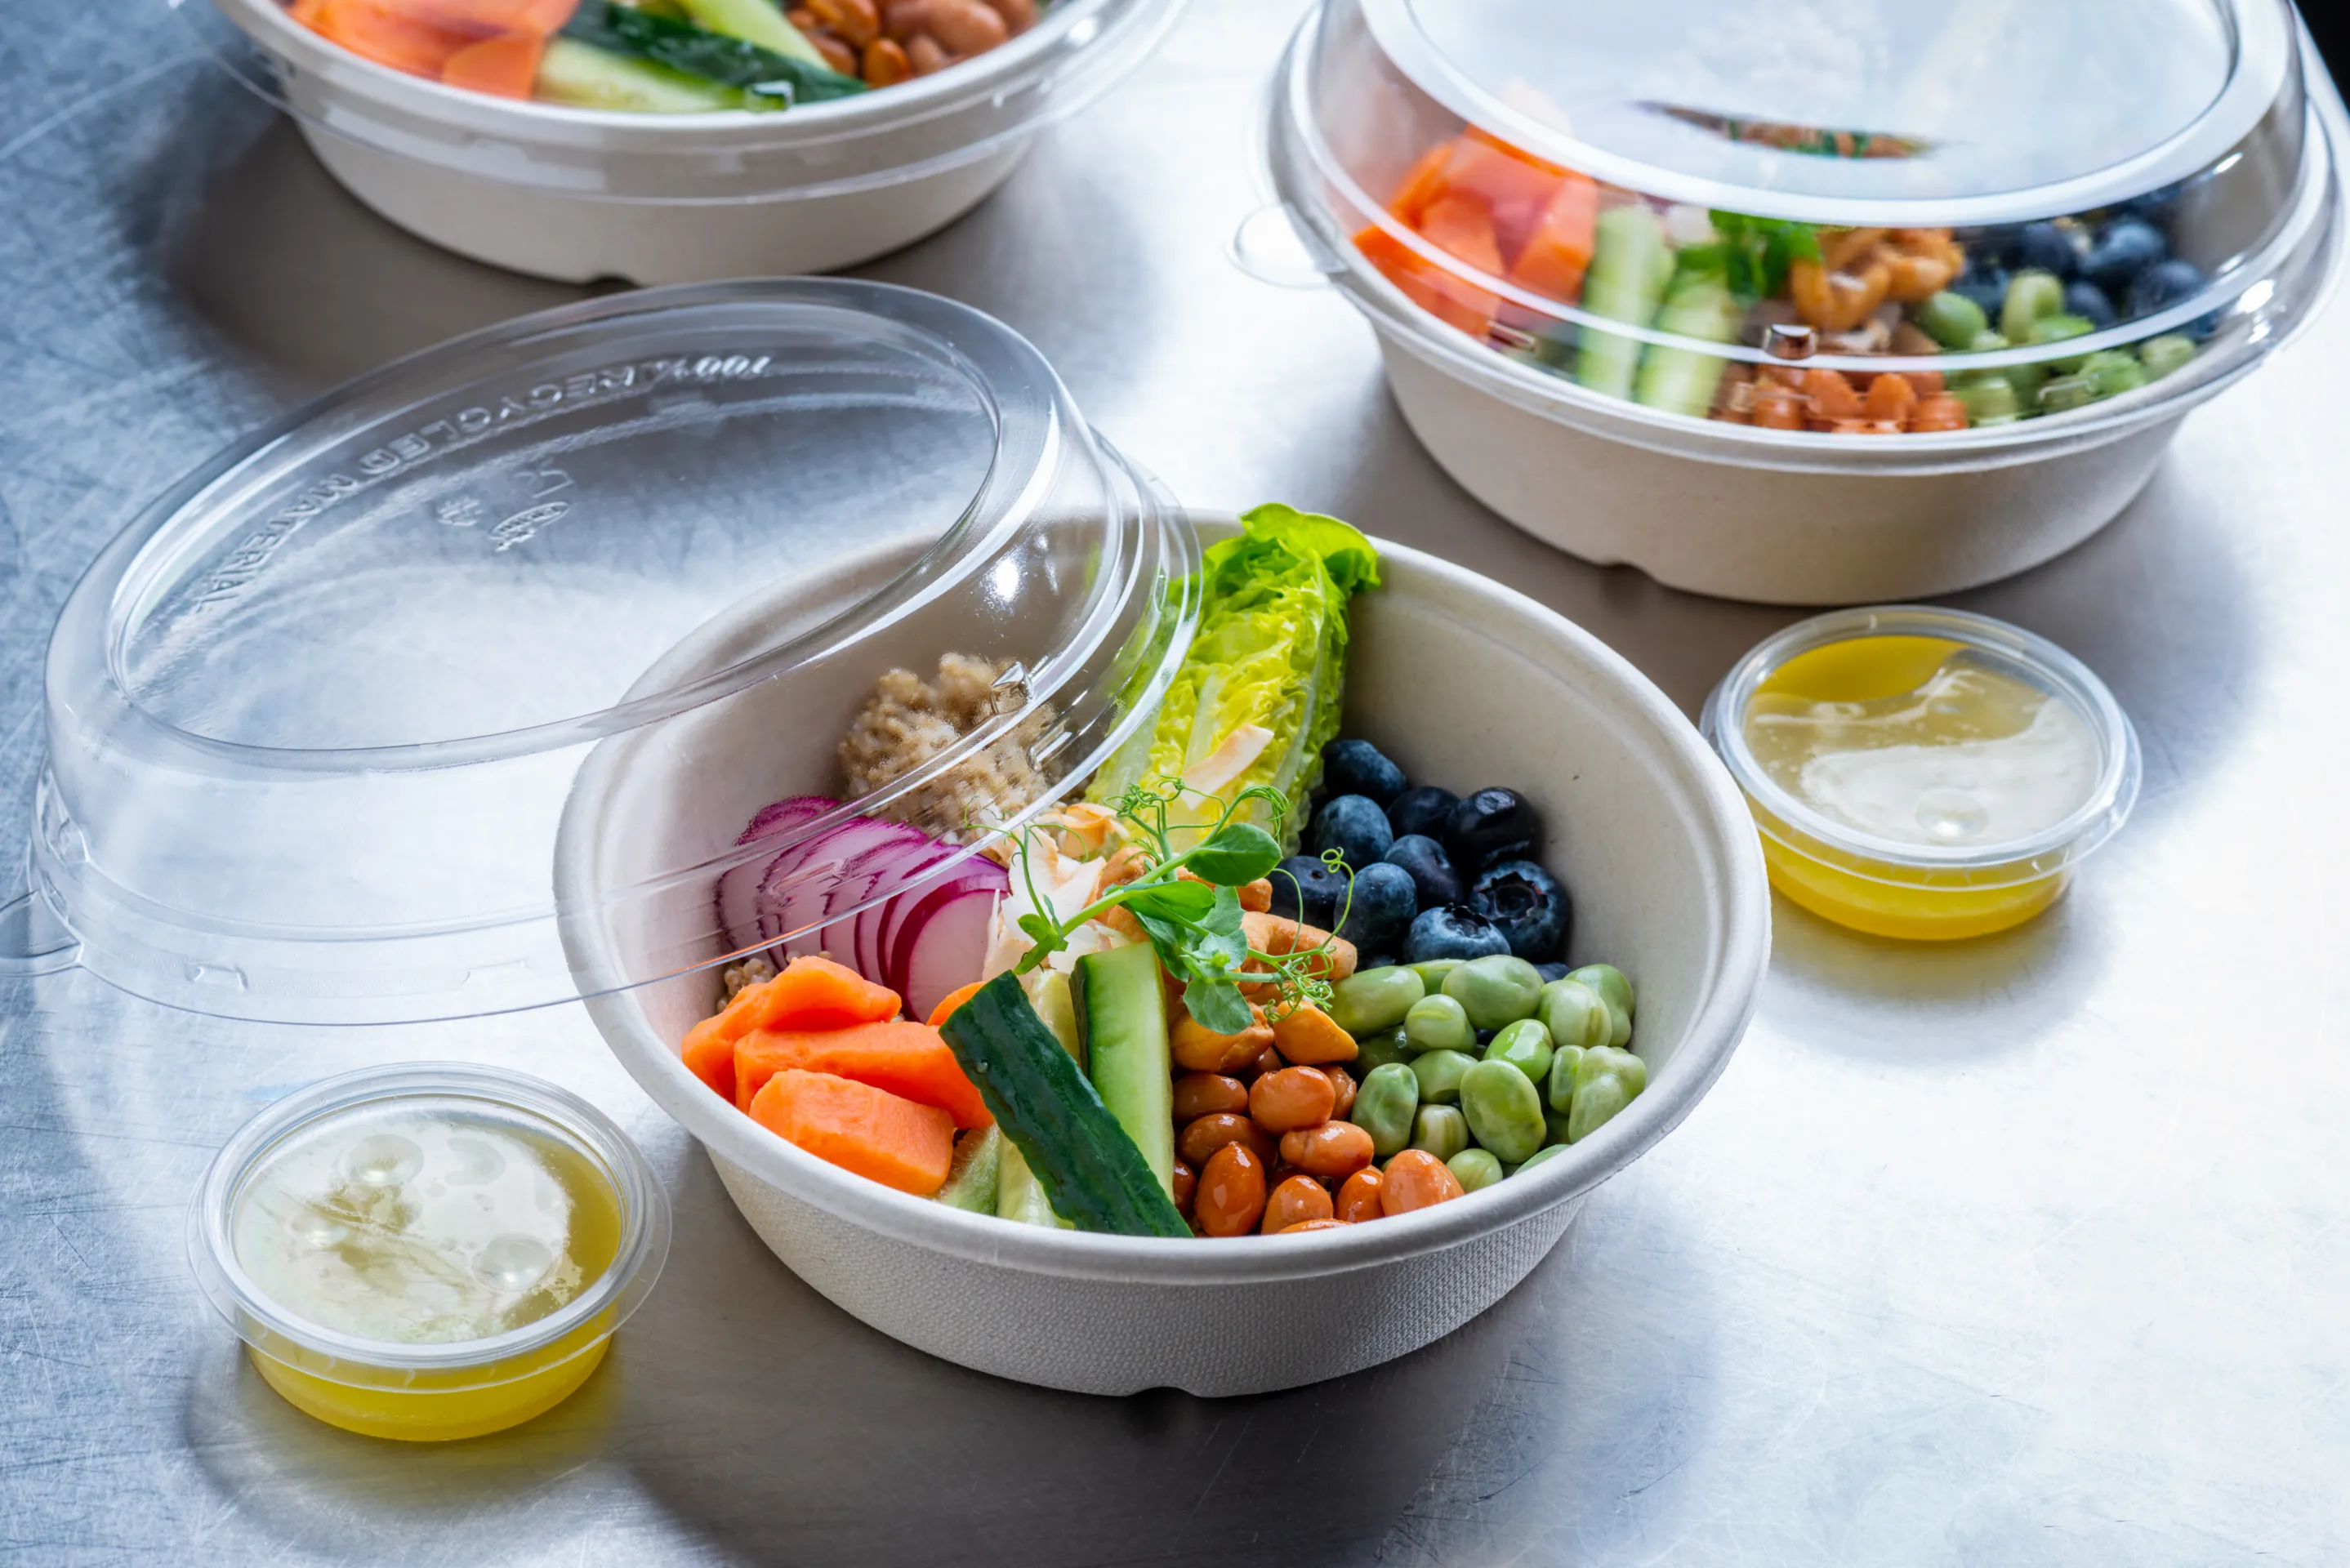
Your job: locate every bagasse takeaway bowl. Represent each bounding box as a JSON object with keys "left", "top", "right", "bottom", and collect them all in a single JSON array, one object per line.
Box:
[
  {"left": 197, "top": 0, "right": 1187, "bottom": 283},
  {"left": 560, "top": 515, "right": 1771, "bottom": 1397}
]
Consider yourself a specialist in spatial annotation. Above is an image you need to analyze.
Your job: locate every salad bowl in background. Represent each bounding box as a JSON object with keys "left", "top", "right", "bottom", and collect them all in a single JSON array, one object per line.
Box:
[{"left": 559, "top": 516, "right": 1770, "bottom": 1396}]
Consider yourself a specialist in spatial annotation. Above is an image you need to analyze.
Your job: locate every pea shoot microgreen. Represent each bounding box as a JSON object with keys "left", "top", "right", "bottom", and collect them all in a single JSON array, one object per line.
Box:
[{"left": 1010, "top": 782, "right": 1354, "bottom": 1035}]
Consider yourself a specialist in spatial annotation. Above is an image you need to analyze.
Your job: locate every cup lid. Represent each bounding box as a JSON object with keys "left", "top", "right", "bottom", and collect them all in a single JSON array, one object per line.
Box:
[
  {"left": 1269, "top": 0, "right": 2345, "bottom": 442},
  {"left": 32, "top": 280, "right": 1197, "bottom": 1022}
]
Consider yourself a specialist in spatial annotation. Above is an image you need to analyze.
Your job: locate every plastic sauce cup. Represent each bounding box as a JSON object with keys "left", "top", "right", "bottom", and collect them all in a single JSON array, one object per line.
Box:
[
  {"left": 190, "top": 1065, "right": 670, "bottom": 1441},
  {"left": 1702, "top": 607, "right": 2141, "bottom": 941}
]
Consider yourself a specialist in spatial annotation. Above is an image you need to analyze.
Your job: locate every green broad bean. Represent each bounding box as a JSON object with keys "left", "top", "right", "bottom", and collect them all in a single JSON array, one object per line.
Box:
[
  {"left": 1411, "top": 1104, "right": 1469, "bottom": 1163},
  {"left": 1354, "top": 1025, "right": 1414, "bottom": 1071},
  {"left": 1547, "top": 1043, "right": 1585, "bottom": 1113},
  {"left": 2140, "top": 334, "right": 2197, "bottom": 381},
  {"left": 2038, "top": 374, "right": 2097, "bottom": 414},
  {"left": 1567, "top": 964, "right": 1635, "bottom": 1048},
  {"left": 1448, "top": 1147, "right": 1505, "bottom": 1193},
  {"left": 1545, "top": 1110, "right": 1575, "bottom": 1146},
  {"left": 2000, "top": 270, "right": 2065, "bottom": 339},
  {"left": 1329, "top": 966, "right": 1425, "bottom": 1037},
  {"left": 1459, "top": 1058, "right": 1547, "bottom": 1165},
  {"left": 1443, "top": 954, "right": 1545, "bottom": 1030},
  {"left": 2080, "top": 350, "right": 2146, "bottom": 399},
  {"left": 1568, "top": 1045, "right": 1648, "bottom": 1143},
  {"left": 1409, "top": 1048, "right": 1477, "bottom": 1106},
  {"left": 1953, "top": 377, "right": 2022, "bottom": 426},
  {"left": 1403, "top": 993, "right": 1475, "bottom": 1053},
  {"left": 1538, "top": 979, "right": 1609, "bottom": 1052},
  {"left": 1513, "top": 1144, "right": 1569, "bottom": 1176},
  {"left": 1408, "top": 958, "right": 1465, "bottom": 998},
  {"left": 1353, "top": 1062, "right": 1420, "bottom": 1158},
  {"left": 1485, "top": 1018, "right": 1554, "bottom": 1084},
  {"left": 1915, "top": 290, "right": 1988, "bottom": 350}
]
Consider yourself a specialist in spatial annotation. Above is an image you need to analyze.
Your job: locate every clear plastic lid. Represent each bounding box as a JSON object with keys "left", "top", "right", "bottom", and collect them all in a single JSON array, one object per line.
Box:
[
  {"left": 29, "top": 280, "right": 1197, "bottom": 1022},
  {"left": 176, "top": 0, "right": 1187, "bottom": 200},
  {"left": 1267, "top": 0, "right": 2344, "bottom": 443}
]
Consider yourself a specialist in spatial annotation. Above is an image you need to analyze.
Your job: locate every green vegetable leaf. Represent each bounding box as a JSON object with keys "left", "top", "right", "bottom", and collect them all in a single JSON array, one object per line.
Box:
[
  {"left": 1709, "top": 210, "right": 1822, "bottom": 303},
  {"left": 562, "top": 1, "right": 867, "bottom": 105},
  {"left": 1124, "top": 879, "right": 1218, "bottom": 925},
  {"left": 1182, "top": 976, "right": 1255, "bottom": 1036},
  {"left": 1185, "top": 821, "right": 1282, "bottom": 887}
]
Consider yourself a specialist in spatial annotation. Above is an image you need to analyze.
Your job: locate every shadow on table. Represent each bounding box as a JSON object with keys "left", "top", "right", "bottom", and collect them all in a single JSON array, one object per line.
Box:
[{"left": 611, "top": 1152, "right": 1721, "bottom": 1568}]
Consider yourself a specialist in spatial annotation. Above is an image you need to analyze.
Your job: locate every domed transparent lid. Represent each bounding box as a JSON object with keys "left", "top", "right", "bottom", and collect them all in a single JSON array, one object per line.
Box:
[
  {"left": 27, "top": 280, "right": 1197, "bottom": 1022},
  {"left": 1269, "top": 0, "right": 2344, "bottom": 443}
]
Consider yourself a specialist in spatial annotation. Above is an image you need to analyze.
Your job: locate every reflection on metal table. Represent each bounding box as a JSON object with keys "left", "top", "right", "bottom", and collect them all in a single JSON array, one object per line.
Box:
[{"left": 2, "top": 1, "right": 2346, "bottom": 1562}]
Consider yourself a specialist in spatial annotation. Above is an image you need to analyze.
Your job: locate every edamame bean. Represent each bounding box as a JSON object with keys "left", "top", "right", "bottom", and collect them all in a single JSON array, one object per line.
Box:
[
  {"left": 1567, "top": 964, "right": 1635, "bottom": 1047},
  {"left": 1547, "top": 1044, "right": 1585, "bottom": 1113},
  {"left": 1447, "top": 1147, "right": 1504, "bottom": 1193},
  {"left": 1410, "top": 1104, "right": 1469, "bottom": 1162},
  {"left": 1328, "top": 965, "right": 1425, "bottom": 1037},
  {"left": 1409, "top": 1048, "right": 1476, "bottom": 1106},
  {"left": 1568, "top": 1045, "right": 1648, "bottom": 1143},
  {"left": 1354, "top": 1026, "right": 1413, "bottom": 1071},
  {"left": 1403, "top": 994, "right": 1474, "bottom": 1053},
  {"left": 1353, "top": 1062, "right": 1420, "bottom": 1157},
  {"left": 1408, "top": 958, "right": 1464, "bottom": 998},
  {"left": 1443, "top": 954, "right": 1545, "bottom": 1030},
  {"left": 1538, "top": 979, "right": 1609, "bottom": 1052},
  {"left": 1459, "top": 1058, "right": 1546, "bottom": 1164},
  {"left": 1513, "top": 1144, "right": 1569, "bottom": 1176},
  {"left": 1485, "top": 1018, "right": 1554, "bottom": 1084}
]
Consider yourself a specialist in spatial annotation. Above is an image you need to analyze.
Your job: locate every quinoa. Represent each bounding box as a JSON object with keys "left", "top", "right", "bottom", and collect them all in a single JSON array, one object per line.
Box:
[{"left": 836, "top": 653, "right": 1056, "bottom": 842}]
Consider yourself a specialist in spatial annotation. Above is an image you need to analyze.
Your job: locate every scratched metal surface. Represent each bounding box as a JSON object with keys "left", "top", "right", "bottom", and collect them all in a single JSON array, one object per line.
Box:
[{"left": 3, "top": 2, "right": 2348, "bottom": 1563}]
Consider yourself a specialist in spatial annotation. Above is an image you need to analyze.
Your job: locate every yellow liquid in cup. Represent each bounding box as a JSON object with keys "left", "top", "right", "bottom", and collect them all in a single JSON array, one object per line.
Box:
[
  {"left": 1742, "top": 635, "right": 2098, "bottom": 940},
  {"left": 231, "top": 1104, "right": 625, "bottom": 1441}
]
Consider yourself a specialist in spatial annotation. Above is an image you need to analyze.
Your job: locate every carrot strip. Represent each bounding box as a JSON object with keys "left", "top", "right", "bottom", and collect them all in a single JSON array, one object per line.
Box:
[{"left": 748, "top": 1070, "right": 956, "bottom": 1196}]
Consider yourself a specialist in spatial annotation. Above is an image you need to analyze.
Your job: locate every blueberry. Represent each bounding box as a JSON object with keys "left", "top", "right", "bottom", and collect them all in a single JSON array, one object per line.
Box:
[
  {"left": 1309, "top": 794, "right": 1394, "bottom": 873},
  {"left": 2081, "top": 218, "right": 2167, "bottom": 292},
  {"left": 2128, "top": 257, "right": 2206, "bottom": 320},
  {"left": 1949, "top": 259, "right": 2010, "bottom": 319},
  {"left": 1534, "top": 961, "right": 1571, "bottom": 984},
  {"left": 1445, "top": 788, "right": 1541, "bottom": 871},
  {"left": 2123, "top": 185, "right": 2186, "bottom": 228},
  {"left": 1387, "top": 785, "right": 1458, "bottom": 842},
  {"left": 2063, "top": 279, "right": 2116, "bottom": 329},
  {"left": 1321, "top": 739, "right": 1407, "bottom": 808},
  {"left": 1383, "top": 834, "right": 1463, "bottom": 911},
  {"left": 2014, "top": 220, "right": 2084, "bottom": 279},
  {"left": 1336, "top": 861, "right": 1417, "bottom": 955},
  {"left": 1403, "top": 905, "right": 1511, "bottom": 964},
  {"left": 1268, "top": 855, "right": 1344, "bottom": 929},
  {"left": 1468, "top": 859, "right": 1572, "bottom": 961}
]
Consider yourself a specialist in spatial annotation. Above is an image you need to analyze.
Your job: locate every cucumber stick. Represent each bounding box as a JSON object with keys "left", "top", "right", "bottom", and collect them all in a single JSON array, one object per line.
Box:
[
  {"left": 935, "top": 1125, "right": 1003, "bottom": 1214},
  {"left": 1074, "top": 942, "right": 1175, "bottom": 1198},
  {"left": 678, "top": 0, "right": 826, "bottom": 65},
  {"left": 1024, "top": 969, "right": 1084, "bottom": 1073},
  {"left": 939, "top": 973, "right": 1188, "bottom": 1238},
  {"left": 1634, "top": 259, "right": 1741, "bottom": 417},
  {"left": 999, "top": 969, "right": 1080, "bottom": 1227},
  {"left": 537, "top": 38, "right": 742, "bottom": 112},
  {"left": 996, "top": 1144, "right": 1069, "bottom": 1228},
  {"left": 1576, "top": 205, "right": 1674, "bottom": 402}
]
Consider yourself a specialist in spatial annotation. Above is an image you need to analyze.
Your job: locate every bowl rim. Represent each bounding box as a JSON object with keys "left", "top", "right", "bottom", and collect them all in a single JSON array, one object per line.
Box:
[{"left": 565, "top": 514, "right": 1772, "bottom": 1284}]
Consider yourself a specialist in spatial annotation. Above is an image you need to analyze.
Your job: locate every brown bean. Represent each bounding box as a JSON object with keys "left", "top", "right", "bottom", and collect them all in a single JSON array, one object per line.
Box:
[
  {"left": 1247, "top": 1045, "right": 1285, "bottom": 1079},
  {"left": 1281, "top": 1120, "right": 1375, "bottom": 1182},
  {"left": 1172, "top": 1072, "right": 1248, "bottom": 1125},
  {"left": 1280, "top": 1218, "right": 1349, "bottom": 1234},
  {"left": 906, "top": 31, "right": 952, "bottom": 73},
  {"left": 1322, "top": 1066, "right": 1357, "bottom": 1120},
  {"left": 807, "top": 30, "right": 859, "bottom": 76},
  {"left": 881, "top": 0, "right": 928, "bottom": 36},
  {"left": 1335, "top": 1166, "right": 1384, "bottom": 1223},
  {"left": 1271, "top": 1004, "right": 1358, "bottom": 1065},
  {"left": 788, "top": 6, "right": 823, "bottom": 29},
  {"left": 1380, "top": 1150, "right": 1465, "bottom": 1215},
  {"left": 983, "top": 0, "right": 1036, "bottom": 33},
  {"left": 1171, "top": 1158, "right": 1195, "bottom": 1216},
  {"left": 1260, "top": 1174, "right": 1336, "bottom": 1234},
  {"left": 809, "top": 0, "right": 881, "bottom": 46},
  {"left": 1177, "top": 1112, "right": 1262, "bottom": 1169},
  {"left": 925, "top": 0, "right": 1007, "bottom": 54},
  {"left": 1250, "top": 1065, "right": 1336, "bottom": 1134},
  {"left": 1194, "top": 1144, "right": 1267, "bottom": 1237},
  {"left": 860, "top": 36, "right": 911, "bottom": 85},
  {"left": 1171, "top": 1005, "right": 1273, "bottom": 1074}
]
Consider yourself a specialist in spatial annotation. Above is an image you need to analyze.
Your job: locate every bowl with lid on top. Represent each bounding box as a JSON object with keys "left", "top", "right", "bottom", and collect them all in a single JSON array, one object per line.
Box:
[
  {"left": 176, "top": 0, "right": 1187, "bottom": 281},
  {"left": 1255, "top": 0, "right": 2348, "bottom": 604}
]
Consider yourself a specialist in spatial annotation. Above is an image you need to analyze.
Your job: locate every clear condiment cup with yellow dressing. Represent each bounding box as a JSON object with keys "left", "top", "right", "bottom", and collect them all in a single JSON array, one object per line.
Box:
[
  {"left": 1702, "top": 607, "right": 2141, "bottom": 940},
  {"left": 189, "top": 1064, "right": 670, "bottom": 1441}
]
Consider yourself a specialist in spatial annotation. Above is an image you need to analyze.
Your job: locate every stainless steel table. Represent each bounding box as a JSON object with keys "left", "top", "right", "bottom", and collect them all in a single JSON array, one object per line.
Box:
[{"left": 4, "top": 3, "right": 2346, "bottom": 1563}]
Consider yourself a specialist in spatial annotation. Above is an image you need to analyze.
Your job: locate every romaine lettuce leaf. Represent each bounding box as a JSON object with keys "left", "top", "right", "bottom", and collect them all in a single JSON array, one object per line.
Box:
[{"left": 1089, "top": 504, "right": 1379, "bottom": 849}]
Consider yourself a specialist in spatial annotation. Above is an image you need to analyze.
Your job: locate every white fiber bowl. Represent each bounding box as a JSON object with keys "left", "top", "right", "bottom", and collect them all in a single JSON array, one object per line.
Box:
[
  {"left": 202, "top": 0, "right": 1185, "bottom": 283},
  {"left": 560, "top": 519, "right": 1770, "bottom": 1396}
]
